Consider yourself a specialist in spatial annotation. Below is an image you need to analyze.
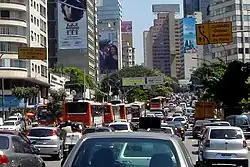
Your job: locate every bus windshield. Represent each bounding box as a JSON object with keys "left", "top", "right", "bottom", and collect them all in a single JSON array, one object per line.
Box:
[
  {"left": 66, "top": 102, "right": 88, "bottom": 114},
  {"left": 150, "top": 99, "right": 160, "bottom": 103}
]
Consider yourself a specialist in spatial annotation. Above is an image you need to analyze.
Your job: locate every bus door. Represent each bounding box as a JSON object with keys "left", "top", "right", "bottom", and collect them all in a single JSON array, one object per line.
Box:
[
  {"left": 125, "top": 104, "right": 132, "bottom": 121},
  {"left": 112, "top": 105, "right": 120, "bottom": 121},
  {"left": 118, "top": 104, "right": 126, "bottom": 120},
  {"left": 131, "top": 105, "right": 141, "bottom": 118},
  {"left": 103, "top": 103, "right": 114, "bottom": 124},
  {"left": 91, "top": 103, "right": 103, "bottom": 126}
]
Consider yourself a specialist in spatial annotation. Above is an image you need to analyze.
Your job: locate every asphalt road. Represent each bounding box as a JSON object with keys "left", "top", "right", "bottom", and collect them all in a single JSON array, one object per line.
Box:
[{"left": 43, "top": 128, "right": 250, "bottom": 167}]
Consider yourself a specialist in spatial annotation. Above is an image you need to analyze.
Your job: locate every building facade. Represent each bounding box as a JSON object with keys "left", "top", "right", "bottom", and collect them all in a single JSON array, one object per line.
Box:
[
  {"left": 207, "top": 0, "right": 250, "bottom": 63},
  {"left": 122, "top": 41, "right": 135, "bottom": 68},
  {"left": 143, "top": 30, "right": 153, "bottom": 69},
  {"left": 183, "top": 0, "right": 200, "bottom": 16},
  {"left": 0, "top": 0, "right": 49, "bottom": 112},
  {"left": 97, "top": 0, "right": 122, "bottom": 78},
  {"left": 48, "top": 0, "right": 99, "bottom": 81}
]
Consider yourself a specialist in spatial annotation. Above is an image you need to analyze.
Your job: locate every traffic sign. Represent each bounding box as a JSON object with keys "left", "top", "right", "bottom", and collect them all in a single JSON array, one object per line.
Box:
[
  {"left": 195, "top": 21, "right": 232, "bottom": 45},
  {"left": 209, "top": 22, "right": 232, "bottom": 44},
  {"left": 18, "top": 47, "right": 47, "bottom": 60},
  {"left": 122, "top": 77, "right": 145, "bottom": 86},
  {"left": 146, "top": 76, "right": 164, "bottom": 85},
  {"left": 196, "top": 23, "right": 210, "bottom": 45}
]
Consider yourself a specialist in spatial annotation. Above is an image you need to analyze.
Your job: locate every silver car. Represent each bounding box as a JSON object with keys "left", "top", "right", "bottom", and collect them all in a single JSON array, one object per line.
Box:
[
  {"left": 197, "top": 126, "right": 248, "bottom": 167},
  {"left": 0, "top": 134, "right": 45, "bottom": 167},
  {"left": 27, "top": 127, "right": 64, "bottom": 160}
]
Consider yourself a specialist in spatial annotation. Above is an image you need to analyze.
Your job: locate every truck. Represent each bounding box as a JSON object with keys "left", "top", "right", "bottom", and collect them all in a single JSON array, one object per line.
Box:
[{"left": 194, "top": 101, "right": 216, "bottom": 121}]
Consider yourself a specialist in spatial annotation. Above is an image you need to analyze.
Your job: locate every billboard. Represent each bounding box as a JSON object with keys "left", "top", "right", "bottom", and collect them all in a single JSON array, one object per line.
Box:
[
  {"left": 99, "top": 30, "right": 118, "bottom": 74},
  {"left": 183, "top": 18, "right": 197, "bottom": 53},
  {"left": 58, "top": 0, "right": 87, "bottom": 50},
  {"left": 121, "top": 21, "right": 132, "bottom": 33}
]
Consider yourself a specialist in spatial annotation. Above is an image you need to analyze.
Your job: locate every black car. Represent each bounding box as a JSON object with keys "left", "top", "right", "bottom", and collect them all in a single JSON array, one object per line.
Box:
[{"left": 166, "top": 121, "right": 186, "bottom": 141}]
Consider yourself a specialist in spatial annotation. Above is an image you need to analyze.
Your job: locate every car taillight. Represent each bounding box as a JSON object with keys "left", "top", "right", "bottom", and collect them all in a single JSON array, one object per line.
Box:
[
  {"left": 26, "top": 132, "right": 30, "bottom": 136},
  {"left": 52, "top": 130, "right": 57, "bottom": 136},
  {"left": 204, "top": 140, "right": 210, "bottom": 148},
  {"left": 0, "top": 154, "right": 9, "bottom": 164},
  {"left": 243, "top": 140, "right": 247, "bottom": 148}
]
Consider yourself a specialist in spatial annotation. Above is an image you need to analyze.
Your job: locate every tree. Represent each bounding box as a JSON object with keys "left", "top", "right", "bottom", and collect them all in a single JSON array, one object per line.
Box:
[
  {"left": 101, "top": 65, "right": 175, "bottom": 102},
  {"left": 47, "top": 88, "right": 67, "bottom": 121},
  {"left": 190, "top": 61, "right": 227, "bottom": 100},
  {"left": 12, "top": 87, "right": 39, "bottom": 107}
]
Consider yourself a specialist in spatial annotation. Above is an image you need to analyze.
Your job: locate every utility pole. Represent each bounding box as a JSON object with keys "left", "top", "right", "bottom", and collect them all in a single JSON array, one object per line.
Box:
[
  {"left": 83, "top": 68, "right": 86, "bottom": 100},
  {"left": 1, "top": 78, "right": 4, "bottom": 120}
]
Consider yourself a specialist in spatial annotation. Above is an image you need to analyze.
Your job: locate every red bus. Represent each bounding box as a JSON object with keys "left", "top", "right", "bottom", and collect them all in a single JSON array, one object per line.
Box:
[
  {"left": 103, "top": 103, "right": 114, "bottom": 125},
  {"left": 112, "top": 104, "right": 127, "bottom": 121},
  {"left": 150, "top": 96, "right": 167, "bottom": 110},
  {"left": 63, "top": 100, "right": 103, "bottom": 126},
  {"left": 130, "top": 102, "right": 146, "bottom": 118}
]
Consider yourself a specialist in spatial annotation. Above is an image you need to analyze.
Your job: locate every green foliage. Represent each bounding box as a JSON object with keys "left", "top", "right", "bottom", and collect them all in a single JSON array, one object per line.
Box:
[
  {"left": 47, "top": 88, "right": 67, "bottom": 121},
  {"left": 101, "top": 65, "right": 176, "bottom": 102},
  {"left": 190, "top": 61, "right": 227, "bottom": 100},
  {"left": 12, "top": 87, "right": 39, "bottom": 103}
]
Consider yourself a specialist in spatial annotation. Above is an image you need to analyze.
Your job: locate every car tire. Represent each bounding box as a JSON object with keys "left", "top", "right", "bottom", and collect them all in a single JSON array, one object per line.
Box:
[
  {"left": 182, "top": 136, "right": 185, "bottom": 141},
  {"left": 201, "top": 160, "right": 212, "bottom": 167},
  {"left": 241, "top": 160, "right": 248, "bottom": 167},
  {"left": 52, "top": 147, "right": 63, "bottom": 160}
]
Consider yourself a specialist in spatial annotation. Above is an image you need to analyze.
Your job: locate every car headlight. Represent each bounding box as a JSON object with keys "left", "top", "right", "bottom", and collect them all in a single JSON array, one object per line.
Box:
[{"left": 181, "top": 128, "right": 184, "bottom": 131}]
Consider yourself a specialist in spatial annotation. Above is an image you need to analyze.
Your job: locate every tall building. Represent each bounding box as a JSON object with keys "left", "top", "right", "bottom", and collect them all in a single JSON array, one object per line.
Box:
[
  {"left": 143, "top": 30, "right": 153, "bottom": 69},
  {"left": 97, "top": 0, "right": 122, "bottom": 77},
  {"left": 0, "top": 0, "right": 49, "bottom": 112},
  {"left": 143, "top": 4, "right": 180, "bottom": 77},
  {"left": 48, "top": 0, "right": 99, "bottom": 80},
  {"left": 183, "top": 0, "right": 200, "bottom": 16},
  {"left": 121, "top": 21, "right": 135, "bottom": 68},
  {"left": 175, "top": 19, "right": 184, "bottom": 79},
  {"left": 208, "top": 0, "right": 249, "bottom": 63}
]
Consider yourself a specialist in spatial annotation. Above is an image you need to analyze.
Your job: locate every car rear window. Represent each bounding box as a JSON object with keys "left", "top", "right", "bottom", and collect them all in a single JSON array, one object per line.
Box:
[
  {"left": 166, "top": 117, "right": 173, "bottom": 121},
  {"left": 0, "top": 136, "right": 9, "bottom": 149},
  {"left": 29, "top": 129, "right": 54, "bottom": 137},
  {"left": 3, "top": 122, "right": 14, "bottom": 125},
  {"left": 174, "top": 118, "right": 185, "bottom": 121},
  {"left": 210, "top": 129, "right": 243, "bottom": 139},
  {"left": 109, "top": 124, "right": 128, "bottom": 131}
]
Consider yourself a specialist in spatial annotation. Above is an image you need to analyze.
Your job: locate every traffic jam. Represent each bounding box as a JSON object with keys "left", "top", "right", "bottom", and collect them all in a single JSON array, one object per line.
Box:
[{"left": 0, "top": 95, "right": 249, "bottom": 167}]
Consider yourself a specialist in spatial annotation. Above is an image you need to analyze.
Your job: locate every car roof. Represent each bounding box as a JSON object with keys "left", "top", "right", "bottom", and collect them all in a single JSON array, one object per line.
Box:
[
  {"left": 173, "top": 116, "right": 185, "bottom": 119},
  {"left": 30, "top": 126, "right": 56, "bottom": 130},
  {"left": 207, "top": 126, "right": 241, "bottom": 130},
  {"left": 83, "top": 132, "right": 177, "bottom": 140},
  {"left": 8, "top": 116, "right": 19, "bottom": 118},
  {"left": 4, "top": 120, "right": 18, "bottom": 123},
  {"left": 109, "top": 122, "right": 130, "bottom": 125}
]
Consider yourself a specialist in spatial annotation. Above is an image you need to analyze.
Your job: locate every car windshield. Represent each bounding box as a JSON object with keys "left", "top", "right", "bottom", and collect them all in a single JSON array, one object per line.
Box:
[
  {"left": 173, "top": 118, "right": 185, "bottom": 122},
  {"left": 96, "top": 128, "right": 112, "bottom": 132},
  {"left": 131, "top": 118, "right": 139, "bottom": 122},
  {"left": 235, "top": 116, "right": 249, "bottom": 126},
  {"left": 166, "top": 118, "right": 173, "bottom": 121},
  {"left": 168, "top": 121, "right": 181, "bottom": 127},
  {"left": 3, "top": 122, "right": 14, "bottom": 125},
  {"left": 195, "top": 121, "right": 210, "bottom": 126},
  {"left": 109, "top": 124, "right": 128, "bottom": 131},
  {"left": 71, "top": 138, "right": 180, "bottom": 167},
  {"left": 0, "top": 136, "right": 9, "bottom": 149},
  {"left": 28, "top": 129, "right": 54, "bottom": 137},
  {"left": 210, "top": 129, "right": 243, "bottom": 139},
  {"left": 8, "top": 118, "right": 18, "bottom": 121}
]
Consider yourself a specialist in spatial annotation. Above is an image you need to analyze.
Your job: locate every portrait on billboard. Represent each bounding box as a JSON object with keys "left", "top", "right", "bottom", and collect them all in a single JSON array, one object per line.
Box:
[
  {"left": 99, "top": 39, "right": 118, "bottom": 73},
  {"left": 121, "top": 21, "right": 132, "bottom": 33},
  {"left": 58, "top": 0, "right": 87, "bottom": 49},
  {"left": 183, "top": 18, "right": 198, "bottom": 53}
]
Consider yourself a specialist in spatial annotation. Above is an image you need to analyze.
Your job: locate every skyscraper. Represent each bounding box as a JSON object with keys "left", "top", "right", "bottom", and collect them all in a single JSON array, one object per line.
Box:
[
  {"left": 97, "top": 0, "right": 122, "bottom": 76},
  {"left": 183, "top": 0, "right": 200, "bottom": 16},
  {"left": 48, "top": 0, "right": 99, "bottom": 80}
]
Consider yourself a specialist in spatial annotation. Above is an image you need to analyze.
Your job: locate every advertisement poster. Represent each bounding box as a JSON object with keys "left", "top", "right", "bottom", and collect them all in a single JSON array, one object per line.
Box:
[
  {"left": 58, "top": 0, "right": 87, "bottom": 49},
  {"left": 183, "top": 18, "right": 197, "bottom": 53},
  {"left": 99, "top": 30, "right": 118, "bottom": 74},
  {"left": 121, "top": 21, "right": 132, "bottom": 33}
]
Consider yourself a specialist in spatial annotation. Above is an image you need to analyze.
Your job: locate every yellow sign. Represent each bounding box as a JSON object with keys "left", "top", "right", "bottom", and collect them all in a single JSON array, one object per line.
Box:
[
  {"left": 196, "top": 23, "right": 210, "bottom": 45},
  {"left": 196, "top": 22, "right": 233, "bottom": 45},
  {"left": 195, "top": 101, "right": 216, "bottom": 119},
  {"left": 122, "top": 77, "right": 145, "bottom": 86},
  {"left": 18, "top": 47, "right": 47, "bottom": 60}
]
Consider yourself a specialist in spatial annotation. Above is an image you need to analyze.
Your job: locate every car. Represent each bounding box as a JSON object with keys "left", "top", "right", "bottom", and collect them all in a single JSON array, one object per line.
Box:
[
  {"left": 0, "top": 134, "right": 45, "bottom": 167},
  {"left": 0, "top": 120, "right": 22, "bottom": 131},
  {"left": 188, "top": 114, "right": 195, "bottom": 124},
  {"left": 197, "top": 126, "right": 248, "bottom": 167},
  {"left": 165, "top": 116, "right": 173, "bottom": 122},
  {"left": 161, "top": 126, "right": 175, "bottom": 135},
  {"left": 108, "top": 122, "right": 134, "bottom": 132},
  {"left": 192, "top": 120, "right": 211, "bottom": 139},
  {"left": 0, "top": 130, "right": 31, "bottom": 144},
  {"left": 114, "top": 119, "right": 128, "bottom": 122},
  {"left": 173, "top": 113, "right": 182, "bottom": 117},
  {"left": 62, "top": 132, "right": 197, "bottom": 167},
  {"left": 172, "top": 116, "right": 188, "bottom": 130},
  {"left": 146, "top": 113, "right": 156, "bottom": 117},
  {"left": 149, "top": 111, "right": 165, "bottom": 119},
  {"left": 27, "top": 127, "right": 65, "bottom": 160},
  {"left": 7, "top": 115, "right": 21, "bottom": 121}
]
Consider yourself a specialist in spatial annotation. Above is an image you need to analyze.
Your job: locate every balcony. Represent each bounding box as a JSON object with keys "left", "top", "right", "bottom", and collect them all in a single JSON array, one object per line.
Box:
[
  {"left": 0, "top": 18, "right": 26, "bottom": 27},
  {"left": 0, "top": 0, "right": 26, "bottom": 11},
  {"left": 0, "top": 34, "right": 27, "bottom": 44},
  {"left": 0, "top": 58, "right": 28, "bottom": 78}
]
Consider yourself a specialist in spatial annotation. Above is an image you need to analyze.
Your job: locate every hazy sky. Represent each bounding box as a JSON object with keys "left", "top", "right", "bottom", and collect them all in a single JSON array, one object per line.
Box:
[{"left": 120, "top": 0, "right": 183, "bottom": 64}]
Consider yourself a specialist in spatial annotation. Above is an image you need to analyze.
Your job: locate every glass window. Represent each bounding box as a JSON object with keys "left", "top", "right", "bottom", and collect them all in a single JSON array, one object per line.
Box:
[
  {"left": 210, "top": 129, "right": 243, "bottom": 139},
  {"left": 12, "top": 136, "right": 25, "bottom": 153},
  {"left": 0, "top": 136, "right": 9, "bottom": 149},
  {"left": 109, "top": 124, "right": 128, "bottom": 131},
  {"left": 71, "top": 138, "right": 180, "bottom": 167},
  {"left": 31, "top": 15, "right": 33, "bottom": 22},
  {"left": 28, "top": 129, "right": 54, "bottom": 137}
]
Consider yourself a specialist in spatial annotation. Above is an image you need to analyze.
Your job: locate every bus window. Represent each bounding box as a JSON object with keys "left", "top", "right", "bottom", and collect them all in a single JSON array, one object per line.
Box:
[
  {"left": 66, "top": 102, "right": 88, "bottom": 114},
  {"left": 104, "top": 106, "right": 110, "bottom": 115}
]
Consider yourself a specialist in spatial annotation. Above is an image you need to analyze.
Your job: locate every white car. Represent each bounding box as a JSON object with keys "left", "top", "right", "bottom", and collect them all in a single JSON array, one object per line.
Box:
[
  {"left": 0, "top": 120, "right": 22, "bottom": 131},
  {"left": 161, "top": 126, "right": 174, "bottom": 135},
  {"left": 7, "top": 115, "right": 21, "bottom": 121},
  {"left": 114, "top": 119, "right": 128, "bottom": 123},
  {"left": 108, "top": 122, "right": 133, "bottom": 132},
  {"left": 146, "top": 113, "right": 156, "bottom": 117}
]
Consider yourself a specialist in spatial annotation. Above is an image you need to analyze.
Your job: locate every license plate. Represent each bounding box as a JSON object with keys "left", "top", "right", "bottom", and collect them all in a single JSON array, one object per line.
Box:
[{"left": 221, "top": 153, "right": 232, "bottom": 156}]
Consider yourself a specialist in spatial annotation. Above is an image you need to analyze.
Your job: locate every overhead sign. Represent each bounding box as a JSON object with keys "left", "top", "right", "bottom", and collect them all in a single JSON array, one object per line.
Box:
[
  {"left": 122, "top": 77, "right": 145, "bottom": 86},
  {"left": 196, "top": 21, "right": 232, "bottom": 45},
  {"left": 18, "top": 47, "right": 47, "bottom": 60},
  {"left": 146, "top": 76, "right": 164, "bottom": 85}
]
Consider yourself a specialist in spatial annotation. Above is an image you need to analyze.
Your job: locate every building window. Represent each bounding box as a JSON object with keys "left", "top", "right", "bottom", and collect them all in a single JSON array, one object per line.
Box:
[
  {"left": 37, "top": 34, "right": 39, "bottom": 42},
  {"left": 31, "top": 15, "right": 33, "bottom": 22},
  {"left": 34, "top": 1, "right": 36, "bottom": 9},
  {"left": 38, "top": 66, "right": 40, "bottom": 73},
  {"left": 32, "top": 63, "right": 34, "bottom": 71},
  {"left": 31, "top": 31, "right": 33, "bottom": 41},
  {"left": 31, "top": 0, "right": 33, "bottom": 6},
  {"left": 34, "top": 17, "right": 36, "bottom": 25},
  {"left": 35, "top": 64, "right": 37, "bottom": 72},
  {"left": 34, "top": 32, "right": 36, "bottom": 41},
  {"left": 0, "top": 11, "right": 10, "bottom": 18},
  {"left": 37, "top": 4, "right": 39, "bottom": 11},
  {"left": 40, "top": 4, "right": 46, "bottom": 18}
]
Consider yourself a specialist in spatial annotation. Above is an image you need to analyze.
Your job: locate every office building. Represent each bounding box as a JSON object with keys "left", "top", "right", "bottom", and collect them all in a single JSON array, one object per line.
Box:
[
  {"left": 97, "top": 0, "right": 122, "bottom": 77},
  {"left": 183, "top": 0, "right": 200, "bottom": 16},
  {"left": 48, "top": 0, "right": 99, "bottom": 80},
  {"left": 0, "top": 0, "right": 49, "bottom": 111},
  {"left": 175, "top": 19, "right": 183, "bottom": 79},
  {"left": 207, "top": 0, "right": 250, "bottom": 63},
  {"left": 143, "top": 30, "right": 153, "bottom": 69},
  {"left": 143, "top": 4, "right": 180, "bottom": 77}
]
